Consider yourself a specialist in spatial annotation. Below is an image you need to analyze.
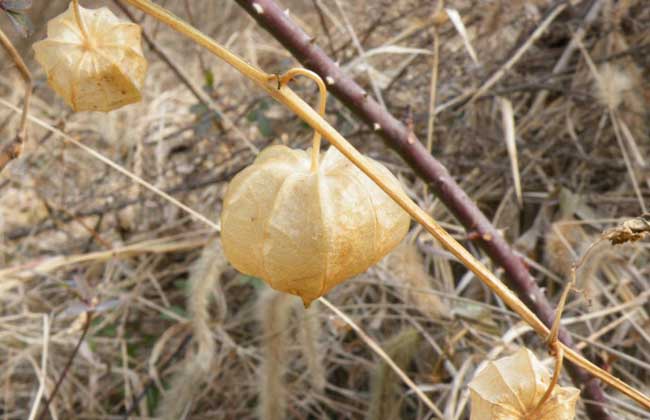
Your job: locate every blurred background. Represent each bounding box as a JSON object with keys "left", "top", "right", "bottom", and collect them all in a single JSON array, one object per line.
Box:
[{"left": 1, "top": 1, "right": 649, "bottom": 418}]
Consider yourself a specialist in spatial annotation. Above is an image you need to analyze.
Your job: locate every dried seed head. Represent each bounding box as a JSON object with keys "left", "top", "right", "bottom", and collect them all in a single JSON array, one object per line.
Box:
[
  {"left": 33, "top": 3, "right": 147, "bottom": 112},
  {"left": 595, "top": 63, "right": 632, "bottom": 110},
  {"left": 221, "top": 145, "right": 410, "bottom": 306},
  {"left": 469, "top": 348, "right": 579, "bottom": 420}
]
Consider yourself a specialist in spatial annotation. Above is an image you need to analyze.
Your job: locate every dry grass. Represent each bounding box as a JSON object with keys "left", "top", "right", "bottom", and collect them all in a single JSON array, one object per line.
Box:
[{"left": 1, "top": 0, "right": 650, "bottom": 418}]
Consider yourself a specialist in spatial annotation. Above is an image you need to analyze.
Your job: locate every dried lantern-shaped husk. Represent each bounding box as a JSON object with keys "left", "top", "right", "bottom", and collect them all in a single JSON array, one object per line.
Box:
[
  {"left": 469, "top": 348, "right": 579, "bottom": 420},
  {"left": 221, "top": 145, "right": 410, "bottom": 306},
  {"left": 33, "top": 3, "right": 147, "bottom": 112}
]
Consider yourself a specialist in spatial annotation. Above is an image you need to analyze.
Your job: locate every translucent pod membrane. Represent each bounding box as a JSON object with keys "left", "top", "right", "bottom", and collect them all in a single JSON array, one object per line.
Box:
[
  {"left": 221, "top": 145, "right": 410, "bottom": 306},
  {"left": 33, "top": 3, "right": 147, "bottom": 112},
  {"left": 469, "top": 348, "right": 580, "bottom": 420}
]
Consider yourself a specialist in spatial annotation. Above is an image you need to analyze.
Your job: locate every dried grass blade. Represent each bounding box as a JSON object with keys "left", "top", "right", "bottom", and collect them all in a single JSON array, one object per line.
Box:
[
  {"left": 499, "top": 97, "right": 522, "bottom": 208},
  {"left": 444, "top": 8, "right": 478, "bottom": 65}
]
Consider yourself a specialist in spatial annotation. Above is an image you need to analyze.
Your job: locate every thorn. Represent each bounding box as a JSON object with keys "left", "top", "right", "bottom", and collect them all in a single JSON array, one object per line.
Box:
[
  {"left": 467, "top": 231, "right": 481, "bottom": 241},
  {"left": 252, "top": 3, "right": 264, "bottom": 14},
  {"left": 407, "top": 133, "right": 416, "bottom": 145},
  {"left": 406, "top": 105, "right": 415, "bottom": 144}
]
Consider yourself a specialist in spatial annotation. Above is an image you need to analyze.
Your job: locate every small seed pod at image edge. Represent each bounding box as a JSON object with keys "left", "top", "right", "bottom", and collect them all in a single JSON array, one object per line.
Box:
[
  {"left": 220, "top": 145, "right": 410, "bottom": 307},
  {"left": 33, "top": 2, "right": 147, "bottom": 112},
  {"left": 468, "top": 347, "right": 580, "bottom": 420}
]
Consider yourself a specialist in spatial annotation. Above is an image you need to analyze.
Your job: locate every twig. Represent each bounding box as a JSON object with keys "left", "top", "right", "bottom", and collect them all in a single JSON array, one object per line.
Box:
[
  {"left": 37, "top": 311, "right": 93, "bottom": 420},
  {"left": 232, "top": 1, "right": 616, "bottom": 418},
  {"left": 425, "top": 2, "right": 444, "bottom": 155},
  {"left": 0, "top": 26, "right": 32, "bottom": 173}
]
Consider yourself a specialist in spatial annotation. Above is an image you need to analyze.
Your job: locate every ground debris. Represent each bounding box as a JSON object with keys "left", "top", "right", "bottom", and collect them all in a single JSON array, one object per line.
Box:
[{"left": 602, "top": 214, "right": 650, "bottom": 245}]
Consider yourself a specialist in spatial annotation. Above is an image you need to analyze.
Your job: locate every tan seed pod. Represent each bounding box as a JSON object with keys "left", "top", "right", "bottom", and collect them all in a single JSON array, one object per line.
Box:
[
  {"left": 221, "top": 145, "right": 410, "bottom": 306},
  {"left": 469, "top": 348, "right": 580, "bottom": 420},
  {"left": 33, "top": 3, "right": 147, "bottom": 112}
]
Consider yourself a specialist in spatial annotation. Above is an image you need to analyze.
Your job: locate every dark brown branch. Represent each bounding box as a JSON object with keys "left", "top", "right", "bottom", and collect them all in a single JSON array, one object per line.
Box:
[{"left": 234, "top": 1, "right": 611, "bottom": 419}]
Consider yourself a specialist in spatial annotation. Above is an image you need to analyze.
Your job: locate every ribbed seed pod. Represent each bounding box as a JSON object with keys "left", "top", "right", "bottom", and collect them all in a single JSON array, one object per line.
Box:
[
  {"left": 221, "top": 145, "right": 410, "bottom": 306},
  {"left": 469, "top": 348, "right": 579, "bottom": 420},
  {"left": 33, "top": 3, "right": 147, "bottom": 112}
]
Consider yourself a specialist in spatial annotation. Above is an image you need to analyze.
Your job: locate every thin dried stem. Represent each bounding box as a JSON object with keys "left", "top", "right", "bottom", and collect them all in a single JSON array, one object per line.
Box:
[
  {"left": 0, "top": 26, "right": 32, "bottom": 172},
  {"left": 27, "top": 315, "right": 50, "bottom": 420},
  {"left": 278, "top": 68, "right": 328, "bottom": 172},
  {"left": 530, "top": 343, "right": 565, "bottom": 417},
  {"left": 532, "top": 278, "right": 573, "bottom": 416},
  {"left": 37, "top": 311, "right": 93, "bottom": 420},
  {"left": 425, "top": 1, "right": 444, "bottom": 155},
  {"left": 533, "top": 233, "right": 607, "bottom": 416}
]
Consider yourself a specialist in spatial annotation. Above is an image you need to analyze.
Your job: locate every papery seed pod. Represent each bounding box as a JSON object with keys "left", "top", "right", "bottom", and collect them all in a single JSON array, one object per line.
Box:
[
  {"left": 469, "top": 348, "right": 579, "bottom": 420},
  {"left": 33, "top": 3, "right": 147, "bottom": 112},
  {"left": 221, "top": 145, "right": 410, "bottom": 306}
]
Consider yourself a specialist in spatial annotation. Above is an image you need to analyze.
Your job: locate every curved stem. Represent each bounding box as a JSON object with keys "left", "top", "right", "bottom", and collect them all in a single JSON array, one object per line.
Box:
[
  {"left": 530, "top": 248, "right": 587, "bottom": 416},
  {"left": 546, "top": 277, "right": 574, "bottom": 350},
  {"left": 72, "top": 0, "right": 91, "bottom": 43},
  {"left": 530, "top": 343, "right": 565, "bottom": 417},
  {"left": 121, "top": 0, "right": 650, "bottom": 410},
  {"left": 277, "top": 68, "right": 327, "bottom": 172}
]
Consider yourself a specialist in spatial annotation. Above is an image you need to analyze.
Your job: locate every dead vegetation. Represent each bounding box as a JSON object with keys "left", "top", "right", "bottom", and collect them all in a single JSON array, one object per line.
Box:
[{"left": 1, "top": 0, "right": 649, "bottom": 418}]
